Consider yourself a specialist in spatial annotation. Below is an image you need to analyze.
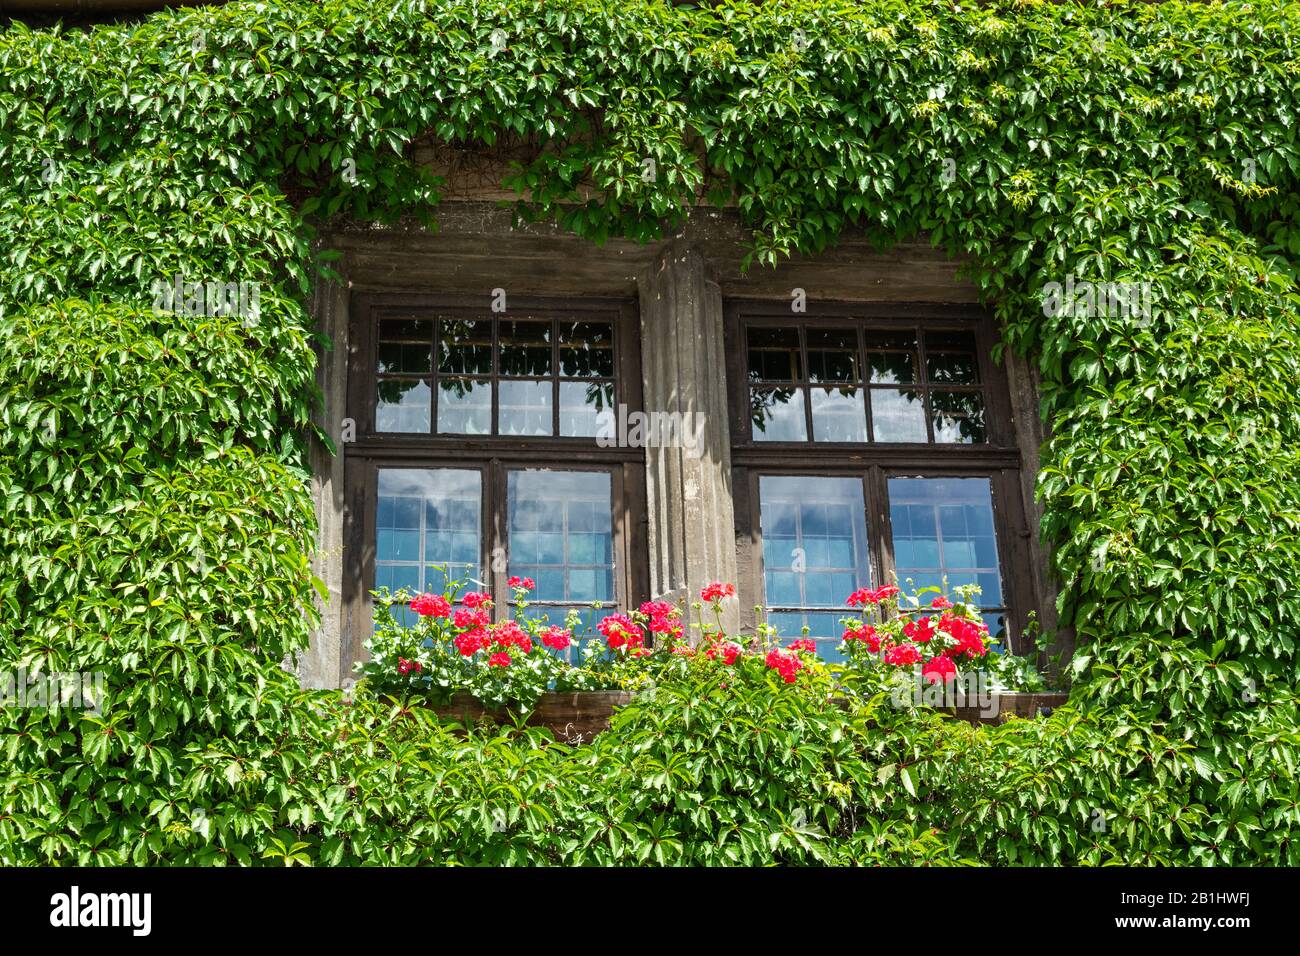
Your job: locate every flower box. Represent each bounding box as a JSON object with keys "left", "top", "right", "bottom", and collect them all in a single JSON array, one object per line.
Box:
[
  {"left": 948, "top": 691, "right": 1069, "bottom": 726},
  {"left": 428, "top": 688, "right": 1069, "bottom": 742},
  {"left": 432, "top": 689, "right": 635, "bottom": 744}
]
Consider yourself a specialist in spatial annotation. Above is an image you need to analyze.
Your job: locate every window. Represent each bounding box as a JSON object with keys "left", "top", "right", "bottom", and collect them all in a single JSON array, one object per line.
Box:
[
  {"left": 760, "top": 475, "right": 872, "bottom": 662},
  {"left": 744, "top": 321, "right": 990, "bottom": 444},
  {"left": 372, "top": 310, "right": 617, "bottom": 437},
  {"left": 728, "top": 302, "right": 1036, "bottom": 654},
  {"left": 343, "top": 294, "right": 647, "bottom": 662}
]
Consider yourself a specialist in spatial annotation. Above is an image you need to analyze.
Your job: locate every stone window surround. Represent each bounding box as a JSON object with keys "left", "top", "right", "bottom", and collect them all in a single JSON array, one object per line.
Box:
[{"left": 301, "top": 203, "right": 1061, "bottom": 688}]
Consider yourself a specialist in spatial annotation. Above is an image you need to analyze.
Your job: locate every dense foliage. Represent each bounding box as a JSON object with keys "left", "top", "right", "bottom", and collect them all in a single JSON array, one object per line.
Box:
[{"left": 2, "top": 0, "right": 1299, "bottom": 865}]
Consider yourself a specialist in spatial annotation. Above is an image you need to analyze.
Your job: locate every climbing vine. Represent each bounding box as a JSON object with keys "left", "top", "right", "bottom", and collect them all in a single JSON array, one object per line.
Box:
[{"left": 1, "top": 0, "right": 1298, "bottom": 865}]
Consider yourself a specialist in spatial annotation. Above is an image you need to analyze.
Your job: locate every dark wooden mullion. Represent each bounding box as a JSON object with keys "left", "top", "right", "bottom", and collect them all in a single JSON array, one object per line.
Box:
[
  {"left": 489, "top": 316, "right": 500, "bottom": 438},
  {"left": 857, "top": 324, "right": 876, "bottom": 442},
  {"left": 551, "top": 316, "right": 561, "bottom": 438},
  {"left": 977, "top": 319, "right": 1013, "bottom": 448},
  {"left": 873, "top": 466, "right": 899, "bottom": 598},
  {"left": 916, "top": 324, "right": 936, "bottom": 443},
  {"left": 429, "top": 316, "right": 440, "bottom": 436},
  {"left": 992, "top": 467, "right": 1037, "bottom": 655},
  {"left": 610, "top": 463, "right": 626, "bottom": 613},
  {"left": 798, "top": 323, "right": 816, "bottom": 442},
  {"left": 488, "top": 458, "right": 505, "bottom": 621}
]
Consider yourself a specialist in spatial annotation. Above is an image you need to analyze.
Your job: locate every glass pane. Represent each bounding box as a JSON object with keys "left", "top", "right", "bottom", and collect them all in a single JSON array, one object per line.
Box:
[
  {"left": 870, "top": 388, "right": 927, "bottom": 442},
  {"left": 499, "top": 319, "right": 552, "bottom": 377},
  {"left": 559, "top": 320, "right": 614, "bottom": 378},
  {"left": 559, "top": 380, "right": 614, "bottom": 438},
  {"left": 378, "top": 318, "right": 432, "bottom": 375},
  {"left": 508, "top": 470, "right": 614, "bottom": 605},
  {"left": 499, "top": 380, "right": 553, "bottom": 436},
  {"left": 377, "top": 468, "right": 482, "bottom": 602},
  {"left": 924, "top": 330, "right": 980, "bottom": 384},
  {"left": 888, "top": 477, "right": 1002, "bottom": 604},
  {"left": 760, "top": 476, "right": 870, "bottom": 610},
  {"left": 768, "top": 613, "right": 848, "bottom": 664},
  {"left": 810, "top": 386, "right": 867, "bottom": 442},
  {"left": 806, "top": 328, "right": 859, "bottom": 383},
  {"left": 747, "top": 327, "right": 802, "bottom": 382},
  {"left": 376, "top": 378, "right": 430, "bottom": 433},
  {"left": 982, "top": 613, "right": 1007, "bottom": 646},
  {"left": 437, "top": 378, "right": 490, "bottom": 434},
  {"left": 751, "top": 386, "right": 808, "bottom": 441},
  {"left": 865, "top": 331, "right": 918, "bottom": 384},
  {"left": 931, "top": 390, "right": 987, "bottom": 443},
  {"left": 437, "top": 318, "right": 492, "bottom": 375}
]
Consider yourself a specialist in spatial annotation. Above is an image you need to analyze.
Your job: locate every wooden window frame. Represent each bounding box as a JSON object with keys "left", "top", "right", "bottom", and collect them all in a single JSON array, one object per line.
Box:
[
  {"left": 725, "top": 301, "right": 1038, "bottom": 654},
  {"left": 342, "top": 293, "right": 649, "bottom": 666}
]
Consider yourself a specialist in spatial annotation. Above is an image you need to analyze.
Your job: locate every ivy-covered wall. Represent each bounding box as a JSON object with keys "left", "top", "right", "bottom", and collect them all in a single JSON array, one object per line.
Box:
[{"left": 1, "top": 0, "right": 1298, "bottom": 865}]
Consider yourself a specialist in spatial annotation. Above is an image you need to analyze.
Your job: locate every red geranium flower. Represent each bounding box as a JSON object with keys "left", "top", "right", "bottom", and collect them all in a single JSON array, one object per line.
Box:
[
  {"left": 930, "top": 596, "right": 953, "bottom": 610},
  {"left": 847, "top": 587, "right": 879, "bottom": 607},
  {"left": 541, "top": 626, "right": 571, "bottom": 650},
  {"left": 507, "top": 576, "right": 536, "bottom": 591},
  {"left": 598, "top": 614, "right": 644, "bottom": 650},
  {"left": 884, "top": 643, "right": 922, "bottom": 666},
  {"left": 922, "top": 654, "right": 957, "bottom": 684},
  {"left": 704, "top": 640, "right": 742, "bottom": 664},
  {"left": 843, "top": 622, "right": 882, "bottom": 653},
  {"left": 409, "top": 593, "right": 451, "bottom": 618},
  {"left": 903, "top": 616, "right": 936, "bottom": 643},
  {"left": 453, "top": 607, "right": 491, "bottom": 630},
  {"left": 765, "top": 648, "right": 803, "bottom": 683},
  {"left": 492, "top": 620, "right": 532, "bottom": 653},
  {"left": 488, "top": 652, "right": 512, "bottom": 667},
  {"left": 461, "top": 591, "right": 492, "bottom": 609},
  {"left": 454, "top": 628, "right": 490, "bottom": 657},
  {"left": 789, "top": 638, "right": 817, "bottom": 654},
  {"left": 700, "top": 582, "right": 736, "bottom": 603},
  {"left": 874, "top": 585, "right": 900, "bottom": 602}
]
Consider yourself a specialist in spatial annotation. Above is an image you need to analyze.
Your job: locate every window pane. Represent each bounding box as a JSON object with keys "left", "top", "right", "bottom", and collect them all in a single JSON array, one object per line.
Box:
[
  {"left": 931, "top": 390, "right": 987, "bottom": 443},
  {"left": 924, "top": 330, "right": 980, "bottom": 384},
  {"left": 747, "top": 327, "right": 801, "bottom": 382},
  {"left": 438, "top": 318, "right": 493, "bottom": 375},
  {"left": 870, "top": 388, "right": 927, "bottom": 442},
  {"left": 377, "top": 469, "right": 482, "bottom": 603},
  {"left": 768, "top": 613, "right": 848, "bottom": 663},
  {"left": 509, "top": 470, "right": 614, "bottom": 605},
  {"left": 437, "top": 378, "right": 490, "bottom": 434},
  {"left": 559, "top": 380, "right": 614, "bottom": 438},
  {"left": 559, "top": 320, "right": 614, "bottom": 377},
  {"left": 888, "top": 477, "right": 1002, "bottom": 605},
  {"left": 760, "top": 476, "right": 870, "bottom": 610},
  {"left": 806, "top": 328, "right": 859, "bottom": 383},
  {"left": 377, "top": 318, "right": 432, "bottom": 375},
  {"left": 499, "top": 319, "right": 552, "bottom": 377},
  {"left": 865, "top": 331, "right": 918, "bottom": 384},
  {"left": 811, "top": 386, "right": 867, "bottom": 442},
  {"left": 376, "top": 378, "right": 431, "bottom": 433},
  {"left": 499, "top": 380, "right": 553, "bottom": 436},
  {"left": 751, "top": 386, "right": 808, "bottom": 441},
  {"left": 926, "top": 353, "right": 980, "bottom": 385}
]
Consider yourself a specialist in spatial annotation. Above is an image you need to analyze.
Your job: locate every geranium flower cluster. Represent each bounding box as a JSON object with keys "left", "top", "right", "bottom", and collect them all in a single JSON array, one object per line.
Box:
[
  {"left": 841, "top": 587, "right": 991, "bottom": 683},
  {"left": 598, "top": 613, "right": 648, "bottom": 654}
]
